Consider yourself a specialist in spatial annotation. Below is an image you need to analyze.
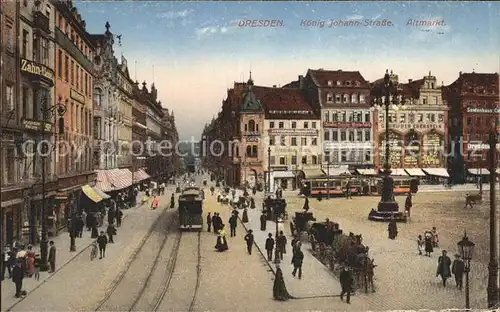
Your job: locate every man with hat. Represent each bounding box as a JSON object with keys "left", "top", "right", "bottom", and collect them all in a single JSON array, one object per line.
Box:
[
  {"left": 452, "top": 253, "right": 465, "bottom": 290},
  {"left": 339, "top": 266, "right": 353, "bottom": 304},
  {"left": 244, "top": 230, "right": 254, "bottom": 255}
]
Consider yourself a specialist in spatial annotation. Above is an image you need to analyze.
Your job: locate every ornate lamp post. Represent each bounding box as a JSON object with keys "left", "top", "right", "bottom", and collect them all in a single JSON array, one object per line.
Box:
[
  {"left": 39, "top": 97, "right": 67, "bottom": 270},
  {"left": 487, "top": 132, "right": 499, "bottom": 307},
  {"left": 368, "top": 70, "right": 406, "bottom": 221},
  {"left": 457, "top": 233, "right": 475, "bottom": 309},
  {"left": 267, "top": 147, "right": 271, "bottom": 193}
]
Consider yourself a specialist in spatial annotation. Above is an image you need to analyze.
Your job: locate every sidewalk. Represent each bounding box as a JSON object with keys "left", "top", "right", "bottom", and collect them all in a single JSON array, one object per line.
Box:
[
  {"left": 1, "top": 189, "right": 174, "bottom": 311},
  {"left": 233, "top": 190, "right": 342, "bottom": 298}
]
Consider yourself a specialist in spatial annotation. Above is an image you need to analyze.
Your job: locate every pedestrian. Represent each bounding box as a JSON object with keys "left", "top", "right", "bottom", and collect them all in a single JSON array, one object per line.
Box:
[
  {"left": 77, "top": 216, "right": 84, "bottom": 237},
  {"left": 265, "top": 233, "right": 275, "bottom": 262},
  {"left": 436, "top": 250, "right": 452, "bottom": 287},
  {"left": 211, "top": 213, "right": 218, "bottom": 233},
  {"left": 405, "top": 192, "right": 412, "bottom": 219},
  {"left": 303, "top": 197, "right": 309, "bottom": 211},
  {"left": 215, "top": 213, "right": 223, "bottom": 232},
  {"left": 116, "top": 209, "right": 123, "bottom": 227},
  {"left": 12, "top": 259, "right": 25, "bottom": 298},
  {"left": 229, "top": 213, "right": 237, "bottom": 237},
  {"left": 242, "top": 208, "right": 249, "bottom": 223},
  {"left": 151, "top": 196, "right": 159, "bottom": 210},
  {"left": 277, "top": 230, "right": 287, "bottom": 260},
  {"left": 48, "top": 241, "right": 56, "bottom": 273},
  {"left": 344, "top": 180, "right": 352, "bottom": 199},
  {"left": 207, "top": 212, "right": 211, "bottom": 232},
  {"left": 107, "top": 207, "right": 115, "bottom": 226},
  {"left": 107, "top": 223, "right": 117, "bottom": 243},
  {"left": 215, "top": 224, "right": 228, "bottom": 252},
  {"left": 25, "top": 245, "right": 35, "bottom": 277},
  {"left": 339, "top": 267, "right": 353, "bottom": 304},
  {"left": 170, "top": 193, "right": 175, "bottom": 208},
  {"left": 452, "top": 253, "right": 465, "bottom": 290},
  {"left": 244, "top": 230, "right": 254, "bottom": 255},
  {"left": 2, "top": 245, "right": 11, "bottom": 280},
  {"left": 424, "top": 231, "right": 433, "bottom": 256},
  {"left": 417, "top": 235, "right": 424, "bottom": 255},
  {"left": 431, "top": 226, "right": 439, "bottom": 247},
  {"left": 97, "top": 231, "right": 108, "bottom": 259},
  {"left": 387, "top": 217, "right": 397, "bottom": 239},
  {"left": 291, "top": 245, "right": 303, "bottom": 279},
  {"left": 260, "top": 212, "right": 267, "bottom": 231}
]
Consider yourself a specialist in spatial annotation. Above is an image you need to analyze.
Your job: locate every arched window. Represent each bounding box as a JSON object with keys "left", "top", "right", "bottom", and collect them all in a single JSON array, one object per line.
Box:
[
  {"left": 343, "top": 94, "right": 349, "bottom": 103},
  {"left": 351, "top": 93, "right": 358, "bottom": 103},
  {"left": 93, "top": 88, "right": 102, "bottom": 106},
  {"left": 248, "top": 119, "right": 256, "bottom": 132}
]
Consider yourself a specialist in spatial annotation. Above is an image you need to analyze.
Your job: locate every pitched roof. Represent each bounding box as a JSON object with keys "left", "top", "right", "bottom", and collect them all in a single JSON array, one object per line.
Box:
[
  {"left": 399, "top": 79, "right": 424, "bottom": 99},
  {"left": 308, "top": 69, "right": 369, "bottom": 88}
]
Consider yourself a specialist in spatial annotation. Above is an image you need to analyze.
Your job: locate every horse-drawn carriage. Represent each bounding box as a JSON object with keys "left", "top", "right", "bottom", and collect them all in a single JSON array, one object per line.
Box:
[
  {"left": 263, "top": 196, "right": 287, "bottom": 221},
  {"left": 290, "top": 211, "right": 316, "bottom": 237},
  {"left": 464, "top": 192, "right": 482, "bottom": 208}
]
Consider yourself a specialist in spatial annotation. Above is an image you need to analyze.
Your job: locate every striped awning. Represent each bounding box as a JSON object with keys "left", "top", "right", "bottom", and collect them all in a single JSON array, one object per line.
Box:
[
  {"left": 96, "top": 170, "right": 113, "bottom": 192},
  {"left": 133, "top": 169, "right": 150, "bottom": 183},
  {"left": 81, "top": 185, "right": 103, "bottom": 203},
  {"left": 107, "top": 168, "right": 132, "bottom": 190},
  {"left": 404, "top": 168, "right": 426, "bottom": 177}
]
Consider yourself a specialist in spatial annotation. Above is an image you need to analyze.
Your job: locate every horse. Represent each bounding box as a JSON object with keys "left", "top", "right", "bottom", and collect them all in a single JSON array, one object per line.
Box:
[
  {"left": 362, "top": 258, "right": 376, "bottom": 293},
  {"left": 464, "top": 192, "right": 482, "bottom": 208}
]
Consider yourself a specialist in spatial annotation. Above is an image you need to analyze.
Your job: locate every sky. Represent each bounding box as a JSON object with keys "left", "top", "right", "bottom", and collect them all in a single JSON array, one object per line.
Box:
[{"left": 75, "top": 1, "right": 500, "bottom": 141}]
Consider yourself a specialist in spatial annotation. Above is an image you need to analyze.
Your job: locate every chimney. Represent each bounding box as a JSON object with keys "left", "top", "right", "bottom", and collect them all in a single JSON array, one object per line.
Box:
[
  {"left": 408, "top": 79, "right": 413, "bottom": 83},
  {"left": 459, "top": 71, "right": 462, "bottom": 76},
  {"left": 299, "top": 75, "right": 304, "bottom": 89}
]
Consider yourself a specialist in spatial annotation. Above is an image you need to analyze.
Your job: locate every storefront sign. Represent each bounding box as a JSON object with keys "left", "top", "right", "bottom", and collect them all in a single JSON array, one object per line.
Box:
[
  {"left": 22, "top": 118, "right": 52, "bottom": 132},
  {"left": 70, "top": 89, "right": 85, "bottom": 104},
  {"left": 20, "top": 59, "right": 55, "bottom": 84},
  {"left": 382, "top": 123, "right": 441, "bottom": 130},
  {"left": 245, "top": 136, "right": 260, "bottom": 142},
  {"left": 467, "top": 107, "right": 500, "bottom": 114},
  {"left": 421, "top": 155, "right": 440, "bottom": 166},
  {"left": 323, "top": 122, "right": 371, "bottom": 128},
  {"left": 271, "top": 166, "right": 288, "bottom": 171},
  {"left": 468, "top": 143, "right": 500, "bottom": 150},
  {"left": 274, "top": 147, "right": 312, "bottom": 153},
  {"left": 268, "top": 129, "right": 318, "bottom": 136}
]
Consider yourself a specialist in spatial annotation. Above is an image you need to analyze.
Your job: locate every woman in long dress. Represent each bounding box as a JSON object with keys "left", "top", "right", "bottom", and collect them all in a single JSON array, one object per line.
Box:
[
  {"left": 215, "top": 225, "right": 229, "bottom": 252},
  {"left": 25, "top": 245, "right": 36, "bottom": 277},
  {"left": 424, "top": 231, "right": 433, "bottom": 256}
]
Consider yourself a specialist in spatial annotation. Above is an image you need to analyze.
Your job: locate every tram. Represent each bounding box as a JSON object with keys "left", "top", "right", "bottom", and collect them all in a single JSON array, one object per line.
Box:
[
  {"left": 178, "top": 186, "right": 203, "bottom": 230},
  {"left": 301, "top": 176, "right": 363, "bottom": 197},
  {"left": 376, "top": 176, "right": 419, "bottom": 195}
]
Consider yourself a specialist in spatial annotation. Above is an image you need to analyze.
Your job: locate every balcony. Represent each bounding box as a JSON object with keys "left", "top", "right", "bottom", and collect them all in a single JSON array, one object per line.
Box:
[{"left": 33, "top": 11, "right": 50, "bottom": 33}]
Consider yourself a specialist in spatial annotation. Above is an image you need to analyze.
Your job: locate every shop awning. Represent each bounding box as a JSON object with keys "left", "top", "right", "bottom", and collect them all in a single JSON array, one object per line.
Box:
[
  {"left": 324, "top": 165, "right": 350, "bottom": 176},
  {"left": 404, "top": 168, "right": 426, "bottom": 177},
  {"left": 107, "top": 169, "right": 132, "bottom": 190},
  {"left": 96, "top": 170, "right": 113, "bottom": 192},
  {"left": 467, "top": 168, "right": 490, "bottom": 175},
  {"left": 423, "top": 168, "right": 450, "bottom": 178},
  {"left": 81, "top": 185, "right": 104, "bottom": 203},
  {"left": 301, "top": 169, "right": 326, "bottom": 179},
  {"left": 272, "top": 171, "right": 295, "bottom": 178},
  {"left": 390, "top": 168, "right": 408, "bottom": 176},
  {"left": 356, "top": 169, "right": 377, "bottom": 175},
  {"left": 92, "top": 186, "right": 110, "bottom": 199},
  {"left": 133, "top": 169, "right": 150, "bottom": 183}
]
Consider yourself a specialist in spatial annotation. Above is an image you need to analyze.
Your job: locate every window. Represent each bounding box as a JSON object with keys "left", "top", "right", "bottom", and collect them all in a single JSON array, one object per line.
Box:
[
  {"left": 327, "top": 80, "right": 333, "bottom": 86},
  {"left": 324, "top": 131, "right": 330, "bottom": 141},
  {"left": 291, "top": 121, "right": 296, "bottom": 129},
  {"left": 338, "top": 112, "right": 346, "bottom": 122},
  {"left": 332, "top": 130, "right": 338, "bottom": 141},
  {"left": 364, "top": 112, "right": 370, "bottom": 122},
  {"left": 291, "top": 155, "right": 297, "bottom": 165},
  {"left": 360, "top": 94, "right": 366, "bottom": 103},
  {"left": 388, "top": 113, "right": 396, "bottom": 123},
  {"left": 332, "top": 112, "right": 338, "bottom": 122},
  {"left": 41, "top": 38, "right": 49, "bottom": 66},
  {"left": 324, "top": 111, "right": 329, "bottom": 122},
  {"left": 80, "top": 68, "right": 84, "bottom": 92},
  {"left": 438, "top": 114, "right": 444, "bottom": 122},
  {"left": 399, "top": 113, "right": 406, "bottom": 123},
  {"left": 81, "top": 107, "right": 84, "bottom": 132},
  {"left": 22, "top": 30, "right": 28, "bottom": 58},
  {"left": 434, "top": 96, "right": 438, "bottom": 104},
  {"left": 351, "top": 94, "right": 358, "bottom": 103},
  {"left": 422, "top": 97, "right": 428, "bottom": 105},
  {"left": 365, "top": 130, "right": 370, "bottom": 141},
  {"left": 5, "top": 23, "right": 13, "bottom": 52},
  {"left": 343, "top": 94, "right": 349, "bottom": 103},
  {"left": 324, "top": 151, "right": 330, "bottom": 163},
  {"left": 269, "top": 156, "right": 275, "bottom": 165},
  {"left": 347, "top": 112, "right": 354, "bottom": 122},
  {"left": 379, "top": 113, "right": 384, "bottom": 124},
  {"left": 431, "top": 83, "right": 435, "bottom": 89},
  {"left": 311, "top": 138, "right": 317, "bottom": 145},
  {"left": 65, "top": 55, "right": 69, "bottom": 81},
  {"left": 248, "top": 119, "right": 255, "bottom": 132},
  {"left": 354, "top": 111, "right": 362, "bottom": 122},
  {"left": 269, "top": 136, "right": 275, "bottom": 146},
  {"left": 291, "top": 137, "right": 297, "bottom": 146},
  {"left": 365, "top": 151, "right": 371, "bottom": 162},
  {"left": 311, "top": 155, "right": 317, "bottom": 164},
  {"left": 340, "top": 130, "right": 346, "bottom": 141},
  {"left": 303, "top": 122, "right": 308, "bottom": 128},
  {"left": 301, "top": 137, "right": 307, "bottom": 145},
  {"left": 336, "top": 81, "right": 341, "bottom": 86},
  {"left": 269, "top": 121, "right": 274, "bottom": 128},
  {"left": 302, "top": 156, "right": 307, "bottom": 164},
  {"left": 84, "top": 73, "right": 88, "bottom": 95},
  {"left": 57, "top": 50, "right": 63, "bottom": 78},
  {"left": 22, "top": 87, "right": 29, "bottom": 118},
  {"left": 93, "top": 88, "right": 102, "bottom": 106},
  {"left": 280, "top": 136, "right": 286, "bottom": 146},
  {"left": 349, "top": 130, "right": 355, "bottom": 141},
  {"left": 335, "top": 94, "right": 341, "bottom": 103},
  {"left": 278, "top": 122, "right": 284, "bottom": 129},
  {"left": 326, "top": 93, "right": 333, "bottom": 102},
  {"left": 5, "top": 84, "right": 14, "bottom": 111},
  {"left": 312, "top": 122, "right": 316, "bottom": 128},
  {"left": 357, "top": 130, "right": 362, "bottom": 141},
  {"left": 58, "top": 13, "right": 63, "bottom": 29},
  {"left": 417, "top": 114, "right": 423, "bottom": 122},
  {"left": 279, "top": 157, "right": 285, "bottom": 165},
  {"left": 71, "top": 60, "right": 75, "bottom": 85},
  {"left": 251, "top": 145, "right": 257, "bottom": 157},
  {"left": 426, "top": 113, "right": 435, "bottom": 122}
]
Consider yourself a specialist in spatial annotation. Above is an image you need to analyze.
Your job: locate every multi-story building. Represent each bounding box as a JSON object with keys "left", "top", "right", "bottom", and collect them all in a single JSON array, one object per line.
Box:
[
  {"left": 286, "top": 69, "right": 374, "bottom": 174},
  {"left": 372, "top": 71, "right": 449, "bottom": 177},
  {"left": 17, "top": 0, "right": 57, "bottom": 244},
  {"left": 260, "top": 87, "right": 321, "bottom": 191},
  {"left": 161, "top": 108, "right": 181, "bottom": 180},
  {"left": 1, "top": 0, "right": 21, "bottom": 245},
  {"left": 131, "top": 81, "right": 147, "bottom": 174},
  {"left": 444, "top": 71, "right": 499, "bottom": 183},
  {"left": 53, "top": 1, "right": 96, "bottom": 231},
  {"left": 115, "top": 55, "right": 133, "bottom": 170}
]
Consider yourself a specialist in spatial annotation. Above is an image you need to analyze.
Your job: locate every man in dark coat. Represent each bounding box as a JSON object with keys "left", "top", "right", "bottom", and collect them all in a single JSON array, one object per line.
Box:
[
  {"left": 339, "top": 267, "right": 353, "bottom": 304},
  {"left": 405, "top": 192, "right": 412, "bottom": 218},
  {"left": 207, "top": 213, "right": 212, "bottom": 232},
  {"left": 215, "top": 213, "right": 223, "bottom": 231},
  {"left": 265, "top": 233, "right": 275, "bottom": 261},
  {"left": 303, "top": 197, "right": 309, "bottom": 212},
  {"left": 452, "top": 253, "right": 465, "bottom": 290},
  {"left": 229, "top": 214, "right": 238, "bottom": 237},
  {"left": 97, "top": 231, "right": 108, "bottom": 259},
  {"left": 116, "top": 209, "right": 123, "bottom": 227},
  {"left": 211, "top": 213, "right": 218, "bottom": 233},
  {"left": 12, "top": 259, "right": 25, "bottom": 298},
  {"left": 276, "top": 230, "right": 287, "bottom": 260},
  {"left": 388, "top": 218, "right": 398, "bottom": 239},
  {"left": 244, "top": 230, "right": 254, "bottom": 255},
  {"left": 107, "top": 223, "right": 117, "bottom": 243},
  {"left": 291, "top": 245, "right": 304, "bottom": 279},
  {"left": 436, "top": 250, "right": 452, "bottom": 287},
  {"left": 107, "top": 207, "right": 115, "bottom": 226},
  {"left": 260, "top": 213, "right": 267, "bottom": 231},
  {"left": 170, "top": 194, "right": 175, "bottom": 208},
  {"left": 48, "top": 241, "right": 56, "bottom": 273}
]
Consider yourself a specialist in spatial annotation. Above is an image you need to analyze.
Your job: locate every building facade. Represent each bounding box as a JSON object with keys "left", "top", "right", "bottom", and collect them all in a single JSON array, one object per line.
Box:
[
  {"left": 131, "top": 81, "right": 147, "bottom": 173},
  {"left": 444, "top": 72, "right": 499, "bottom": 183},
  {"left": 1, "top": 0, "right": 21, "bottom": 246},
  {"left": 372, "top": 71, "right": 449, "bottom": 176},
  {"left": 115, "top": 55, "right": 133, "bottom": 170},
  {"left": 53, "top": 1, "right": 96, "bottom": 232},
  {"left": 161, "top": 108, "right": 181, "bottom": 179}
]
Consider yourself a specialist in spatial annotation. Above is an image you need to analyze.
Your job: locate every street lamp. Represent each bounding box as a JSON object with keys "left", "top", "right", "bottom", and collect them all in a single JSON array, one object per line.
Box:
[
  {"left": 369, "top": 69, "right": 406, "bottom": 219},
  {"left": 39, "top": 97, "right": 67, "bottom": 271},
  {"left": 267, "top": 147, "right": 271, "bottom": 193},
  {"left": 274, "top": 203, "right": 281, "bottom": 265},
  {"left": 487, "top": 132, "right": 499, "bottom": 308},
  {"left": 457, "top": 232, "right": 475, "bottom": 309}
]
